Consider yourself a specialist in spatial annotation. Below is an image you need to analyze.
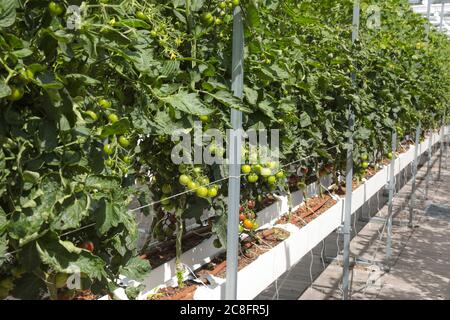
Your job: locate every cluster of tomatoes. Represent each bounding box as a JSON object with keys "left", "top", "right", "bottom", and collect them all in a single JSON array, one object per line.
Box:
[
  {"left": 239, "top": 199, "right": 258, "bottom": 233},
  {"left": 177, "top": 165, "right": 219, "bottom": 199},
  {"left": 201, "top": 0, "right": 240, "bottom": 26},
  {"left": 241, "top": 161, "right": 285, "bottom": 189},
  {"left": 85, "top": 98, "right": 133, "bottom": 174}
]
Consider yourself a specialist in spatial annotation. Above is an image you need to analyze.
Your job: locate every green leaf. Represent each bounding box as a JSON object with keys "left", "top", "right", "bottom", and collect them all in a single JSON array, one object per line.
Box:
[
  {"left": 51, "top": 195, "right": 89, "bottom": 231},
  {"left": 299, "top": 112, "right": 312, "bottom": 128},
  {"left": 207, "top": 90, "right": 251, "bottom": 112},
  {"left": 95, "top": 198, "right": 122, "bottom": 235},
  {"left": 0, "top": 0, "right": 16, "bottom": 28},
  {"left": 244, "top": 86, "right": 258, "bottom": 106},
  {"left": 12, "top": 48, "right": 32, "bottom": 58},
  {"left": 0, "top": 79, "right": 11, "bottom": 98},
  {"left": 119, "top": 257, "right": 151, "bottom": 282},
  {"left": 36, "top": 234, "right": 106, "bottom": 280},
  {"left": 164, "top": 91, "right": 211, "bottom": 115},
  {"left": 99, "top": 118, "right": 130, "bottom": 138}
]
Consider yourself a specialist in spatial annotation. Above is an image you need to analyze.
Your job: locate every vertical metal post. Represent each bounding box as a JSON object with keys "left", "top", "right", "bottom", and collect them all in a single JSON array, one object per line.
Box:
[
  {"left": 438, "top": 114, "right": 445, "bottom": 181},
  {"left": 426, "top": 0, "right": 432, "bottom": 39},
  {"left": 342, "top": 0, "right": 359, "bottom": 301},
  {"left": 409, "top": 123, "right": 421, "bottom": 227},
  {"left": 425, "top": 128, "right": 433, "bottom": 199},
  {"left": 386, "top": 130, "right": 397, "bottom": 262},
  {"left": 440, "top": 2, "right": 445, "bottom": 32},
  {"left": 225, "top": 5, "right": 244, "bottom": 301}
]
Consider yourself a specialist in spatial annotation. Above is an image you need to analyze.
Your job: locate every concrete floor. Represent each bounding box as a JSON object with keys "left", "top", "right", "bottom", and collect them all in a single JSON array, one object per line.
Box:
[{"left": 299, "top": 147, "right": 450, "bottom": 300}]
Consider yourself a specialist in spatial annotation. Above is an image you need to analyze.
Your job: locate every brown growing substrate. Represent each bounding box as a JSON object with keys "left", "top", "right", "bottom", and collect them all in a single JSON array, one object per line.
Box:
[{"left": 277, "top": 194, "right": 337, "bottom": 227}]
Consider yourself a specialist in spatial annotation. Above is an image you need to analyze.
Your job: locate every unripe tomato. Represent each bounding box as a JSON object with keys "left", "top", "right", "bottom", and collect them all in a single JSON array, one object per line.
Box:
[
  {"left": 361, "top": 153, "right": 368, "bottom": 161},
  {"left": 105, "top": 158, "right": 114, "bottom": 167},
  {"left": 207, "top": 187, "right": 218, "bottom": 198},
  {"left": 123, "top": 156, "right": 132, "bottom": 164},
  {"left": 118, "top": 136, "right": 130, "bottom": 148},
  {"left": 85, "top": 110, "right": 98, "bottom": 121},
  {"left": 387, "top": 152, "right": 393, "bottom": 160},
  {"left": 98, "top": 98, "right": 112, "bottom": 109},
  {"left": 200, "top": 177, "right": 210, "bottom": 185},
  {"left": 247, "top": 173, "right": 259, "bottom": 183},
  {"left": 135, "top": 11, "right": 147, "bottom": 21},
  {"left": 199, "top": 115, "right": 209, "bottom": 122},
  {"left": 196, "top": 186, "right": 208, "bottom": 198},
  {"left": 232, "top": 0, "right": 240, "bottom": 7},
  {"left": 241, "top": 165, "right": 251, "bottom": 174},
  {"left": 275, "top": 171, "right": 285, "bottom": 179},
  {"left": 103, "top": 144, "right": 114, "bottom": 155},
  {"left": 202, "top": 12, "right": 214, "bottom": 25},
  {"left": 108, "top": 113, "right": 119, "bottom": 123},
  {"left": 187, "top": 181, "right": 198, "bottom": 191},
  {"left": 361, "top": 162, "right": 369, "bottom": 169},
  {"left": 179, "top": 174, "right": 191, "bottom": 185},
  {"left": 48, "top": 1, "right": 64, "bottom": 16},
  {"left": 161, "top": 196, "right": 171, "bottom": 205},
  {"left": 267, "top": 175, "right": 277, "bottom": 184},
  {"left": 7, "top": 86, "right": 24, "bottom": 101}
]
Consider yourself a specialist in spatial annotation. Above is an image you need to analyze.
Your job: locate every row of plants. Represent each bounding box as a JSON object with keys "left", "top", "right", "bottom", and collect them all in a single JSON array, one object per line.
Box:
[{"left": 1, "top": 0, "right": 449, "bottom": 299}]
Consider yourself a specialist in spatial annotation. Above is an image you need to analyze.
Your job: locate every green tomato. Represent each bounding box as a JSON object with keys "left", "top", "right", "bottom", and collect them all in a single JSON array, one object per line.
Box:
[
  {"left": 247, "top": 173, "right": 259, "bottom": 183},
  {"left": 232, "top": 0, "right": 240, "bottom": 7},
  {"left": 193, "top": 167, "right": 202, "bottom": 174},
  {"left": 275, "top": 171, "right": 285, "bottom": 179},
  {"left": 214, "top": 17, "right": 223, "bottom": 25},
  {"left": 241, "top": 165, "right": 252, "bottom": 174},
  {"left": 85, "top": 110, "right": 98, "bottom": 121},
  {"left": 361, "top": 161, "right": 369, "bottom": 169},
  {"left": 360, "top": 153, "right": 368, "bottom": 161},
  {"left": 267, "top": 176, "right": 277, "bottom": 184},
  {"left": 199, "top": 115, "right": 209, "bottom": 122},
  {"left": 103, "top": 144, "right": 114, "bottom": 155},
  {"left": 252, "top": 164, "right": 262, "bottom": 173},
  {"left": 108, "top": 113, "right": 119, "bottom": 123},
  {"left": 179, "top": 174, "right": 191, "bottom": 186},
  {"left": 207, "top": 187, "right": 218, "bottom": 198},
  {"left": 196, "top": 186, "right": 208, "bottom": 198},
  {"left": 123, "top": 156, "right": 132, "bottom": 164},
  {"left": 135, "top": 11, "right": 147, "bottom": 21},
  {"left": 105, "top": 158, "right": 114, "bottom": 167},
  {"left": 98, "top": 98, "right": 112, "bottom": 109},
  {"left": 118, "top": 136, "right": 130, "bottom": 148},
  {"left": 48, "top": 1, "right": 64, "bottom": 16},
  {"left": 7, "top": 86, "right": 24, "bottom": 101},
  {"left": 199, "top": 177, "right": 210, "bottom": 185},
  {"left": 387, "top": 152, "right": 393, "bottom": 160},
  {"left": 188, "top": 181, "right": 199, "bottom": 191},
  {"left": 202, "top": 12, "right": 214, "bottom": 25},
  {"left": 161, "top": 196, "right": 171, "bottom": 205},
  {"left": 219, "top": 2, "right": 227, "bottom": 10}
]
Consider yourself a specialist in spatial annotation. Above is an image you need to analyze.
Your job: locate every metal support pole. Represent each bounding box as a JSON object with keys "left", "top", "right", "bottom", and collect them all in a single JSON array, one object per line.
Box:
[
  {"left": 386, "top": 130, "right": 397, "bottom": 262},
  {"left": 425, "top": 128, "right": 433, "bottom": 199},
  {"left": 438, "top": 115, "right": 445, "bottom": 181},
  {"left": 426, "top": 0, "right": 432, "bottom": 39},
  {"left": 409, "top": 123, "right": 421, "bottom": 227},
  {"left": 342, "top": 0, "right": 359, "bottom": 301},
  {"left": 225, "top": 5, "right": 244, "bottom": 301}
]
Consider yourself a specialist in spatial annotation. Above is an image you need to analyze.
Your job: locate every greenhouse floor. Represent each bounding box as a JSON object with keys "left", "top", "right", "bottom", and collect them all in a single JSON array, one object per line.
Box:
[{"left": 299, "top": 149, "right": 450, "bottom": 300}]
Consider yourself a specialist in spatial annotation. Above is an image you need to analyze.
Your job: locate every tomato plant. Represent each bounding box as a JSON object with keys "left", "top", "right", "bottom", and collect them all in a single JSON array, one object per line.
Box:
[{"left": 1, "top": 0, "right": 449, "bottom": 299}]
